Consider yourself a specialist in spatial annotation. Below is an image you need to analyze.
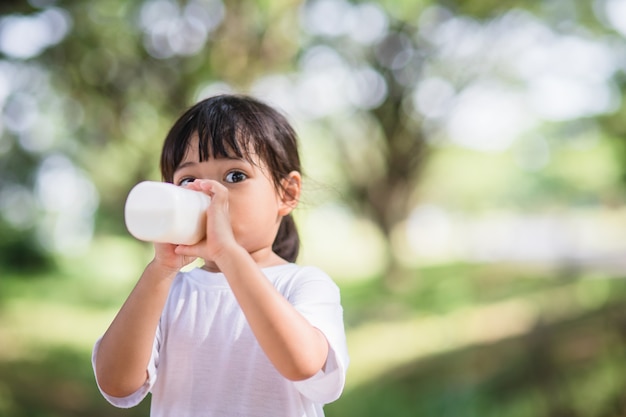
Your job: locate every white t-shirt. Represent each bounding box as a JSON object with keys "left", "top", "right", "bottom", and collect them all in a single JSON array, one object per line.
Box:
[{"left": 92, "top": 263, "right": 349, "bottom": 417}]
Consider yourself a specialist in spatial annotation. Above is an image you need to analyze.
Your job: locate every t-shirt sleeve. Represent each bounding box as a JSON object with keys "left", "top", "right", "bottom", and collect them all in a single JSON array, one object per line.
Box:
[
  {"left": 288, "top": 267, "right": 349, "bottom": 404},
  {"left": 91, "top": 326, "right": 161, "bottom": 408}
]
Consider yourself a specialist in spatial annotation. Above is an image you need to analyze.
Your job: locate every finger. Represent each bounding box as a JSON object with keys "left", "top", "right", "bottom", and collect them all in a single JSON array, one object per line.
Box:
[
  {"left": 174, "top": 243, "right": 195, "bottom": 257},
  {"left": 198, "top": 180, "right": 228, "bottom": 203},
  {"left": 183, "top": 180, "right": 203, "bottom": 191},
  {"left": 183, "top": 180, "right": 218, "bottom": 201}
]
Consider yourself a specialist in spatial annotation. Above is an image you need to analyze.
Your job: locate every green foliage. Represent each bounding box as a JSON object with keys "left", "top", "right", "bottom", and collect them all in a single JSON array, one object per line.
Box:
[
  {"left": 342, "top": 261, "right": 626, "bottom": 327},
  {"left": 1, "top": 0, "right": 625, "bottom": 271},
  {"left": 327, "top": 305, "right": 626, "bottom": 417},
  {"left": 2, "top": 1, "right": 626, "bottom": 416},
  {"left": 329, "top": 263, "right": 626, "bottom": 417},
  {"left": 0, "top": 222, "right": 52, "bottom": 272},
  {"left": 2, "top": 258, "right": 626, "bottom": 416},
  {"left": 0, "top": 348, "right": 151, "bottom": 417}
]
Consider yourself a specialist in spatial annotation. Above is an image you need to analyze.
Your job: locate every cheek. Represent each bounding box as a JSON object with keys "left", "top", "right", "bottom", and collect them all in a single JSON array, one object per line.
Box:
[
  {"left": 228, "top": 193, "right": 280, "bottom": 234},
  {"left": 228, "top": 193, "right": 277, "bottom": 225}
]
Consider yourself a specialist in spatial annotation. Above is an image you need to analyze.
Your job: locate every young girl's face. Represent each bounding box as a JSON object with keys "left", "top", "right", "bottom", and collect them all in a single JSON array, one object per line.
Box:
[{"left": 172, "top": 135, "right": 297, "bottom": 260}]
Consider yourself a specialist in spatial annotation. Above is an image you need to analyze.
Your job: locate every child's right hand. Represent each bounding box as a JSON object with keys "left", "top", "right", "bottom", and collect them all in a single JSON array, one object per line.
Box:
[{"left": 151, "top": 242, "right": 197, "bottom": 274}]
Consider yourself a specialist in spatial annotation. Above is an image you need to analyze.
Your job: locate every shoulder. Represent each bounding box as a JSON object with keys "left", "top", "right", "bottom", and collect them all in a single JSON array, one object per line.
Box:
[
  {"left": 266, "top": 263, "right": 335, "bottom": 286},
  {"left": 267, "top": 263, "right": 340, "bottom": 303}
]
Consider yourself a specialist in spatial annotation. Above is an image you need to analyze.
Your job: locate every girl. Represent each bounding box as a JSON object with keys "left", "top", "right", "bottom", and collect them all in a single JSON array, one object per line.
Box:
[{"left": 92, "top": 95, "right": 349, "bottom": 416}]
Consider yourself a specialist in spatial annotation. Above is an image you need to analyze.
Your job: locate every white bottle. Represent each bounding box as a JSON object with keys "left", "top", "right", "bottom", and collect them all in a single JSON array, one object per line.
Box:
[{"left": 124, "top": 181, "right": 211, "bottom": 245}]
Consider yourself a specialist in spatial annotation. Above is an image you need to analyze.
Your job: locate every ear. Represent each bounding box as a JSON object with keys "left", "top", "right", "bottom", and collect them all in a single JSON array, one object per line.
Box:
[{"left": 278, "top": 171, "right": 302, "bottom": 216}]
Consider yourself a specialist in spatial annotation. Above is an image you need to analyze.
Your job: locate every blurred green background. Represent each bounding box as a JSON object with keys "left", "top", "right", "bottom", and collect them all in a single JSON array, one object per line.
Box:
[{"left": 2, "top": 0, "right": 626, "bottom": 416}]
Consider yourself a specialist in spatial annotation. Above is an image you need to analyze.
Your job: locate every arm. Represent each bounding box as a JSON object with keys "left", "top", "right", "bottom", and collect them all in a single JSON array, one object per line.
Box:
[
  {"left": 175, "top": 180, "right": 329, "bottom": 381},
  {"left": 94, "top": 247, "right": 193, "bottom": 397},
  {"left": 217, "top": 245, "right": 329, "bottom": 381}
]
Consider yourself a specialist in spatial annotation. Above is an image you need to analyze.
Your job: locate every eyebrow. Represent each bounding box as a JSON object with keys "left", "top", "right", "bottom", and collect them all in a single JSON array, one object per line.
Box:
[
  {"left": 174, "top": 161, "right": 198, "bottom": 172},
  {"left": 174, "top": 156, "right": 251, "bottom": 173}
]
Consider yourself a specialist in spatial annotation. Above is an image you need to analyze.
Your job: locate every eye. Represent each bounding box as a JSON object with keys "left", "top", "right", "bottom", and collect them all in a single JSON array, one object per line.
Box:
[
  {"left": 178, "top": 177, "right": 195, "bottom": 186},
  {"left": 225, "top": 171, "right": 247, "bottom": 183}
]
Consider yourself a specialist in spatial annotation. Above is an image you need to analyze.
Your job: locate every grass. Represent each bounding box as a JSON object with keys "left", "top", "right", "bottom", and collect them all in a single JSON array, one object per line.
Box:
[
  {"left": 1, "top": 238, "right": 626, "bottom": 417},
  {"left": 327, "top": 302, "right": 626, "bottom": 417},
  {"left": 0, "top": 347, "right": 150, "bottom": 417},
  {"left": 340, "top": 262, "right": 625, "bottom": 327}
]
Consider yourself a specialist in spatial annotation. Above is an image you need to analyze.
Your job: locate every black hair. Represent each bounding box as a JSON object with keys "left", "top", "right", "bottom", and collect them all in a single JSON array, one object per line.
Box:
[{"left": 160, "top": 94, "right": 301, "bottom": 262}]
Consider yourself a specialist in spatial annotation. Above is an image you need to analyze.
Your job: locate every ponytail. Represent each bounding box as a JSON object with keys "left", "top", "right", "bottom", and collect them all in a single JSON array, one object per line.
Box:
[{"left": 272, "top": 214, "right": 300, "bottom": 262}]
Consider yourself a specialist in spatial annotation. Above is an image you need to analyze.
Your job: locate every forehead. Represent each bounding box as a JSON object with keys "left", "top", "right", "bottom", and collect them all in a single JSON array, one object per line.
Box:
[
  {"left": 178, "top": 133, "right": 263, "bottom": 167},
  {"left": 179, "top": 134, "right": 201, "bottom": 162}
]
